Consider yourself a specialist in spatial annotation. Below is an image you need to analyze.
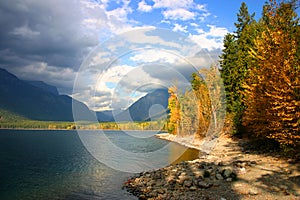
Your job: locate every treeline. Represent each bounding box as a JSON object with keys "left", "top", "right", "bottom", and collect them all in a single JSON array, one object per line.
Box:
[
  {"left": 0, "top": 120, "right": 77, "bottom": 130},
  {"left": 167, "top": 0, "right": 299, "bottom": 151},
  {"left": 0, "top": 108, "right": 168, "bottom": 130},
  {"left": 99, "top": 120, "right": 167, "bottom": 131},
  {"left": 167, "top": 65, "right": 225, "bottom": 139},
  {"left": 220, "top": 0, "right": 299, "bottom": 149},
  {"left": 0, "top": 119, "right": 167, "bottom": 131}
]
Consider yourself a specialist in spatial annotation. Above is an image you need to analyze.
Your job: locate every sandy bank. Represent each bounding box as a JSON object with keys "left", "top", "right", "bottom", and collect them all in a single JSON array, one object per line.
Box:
[{"left": 155, "top": 133, "right": 219, "bottom": 154}]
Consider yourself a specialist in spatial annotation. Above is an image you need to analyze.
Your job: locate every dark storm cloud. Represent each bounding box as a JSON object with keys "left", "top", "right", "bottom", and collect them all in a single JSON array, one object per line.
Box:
[{"left": 0, "top": 0, "right": 98, "bottom": 76}]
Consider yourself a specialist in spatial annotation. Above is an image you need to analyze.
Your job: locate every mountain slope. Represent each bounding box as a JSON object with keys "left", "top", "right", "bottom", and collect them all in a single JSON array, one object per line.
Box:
[
  {"left": 0, "top": 68, "right": 92, "bottom": 121},
  {"left": 114, "top": 89, "right": 169, "bottom": 122},
  {"left": 25, "top": 80, "right": 59, "bottom": 95}
]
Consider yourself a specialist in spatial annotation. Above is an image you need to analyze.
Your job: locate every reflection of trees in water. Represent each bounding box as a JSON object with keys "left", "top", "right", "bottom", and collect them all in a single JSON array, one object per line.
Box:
[{"left": 168, "top": 143, "right": 199, "bottom": 165}]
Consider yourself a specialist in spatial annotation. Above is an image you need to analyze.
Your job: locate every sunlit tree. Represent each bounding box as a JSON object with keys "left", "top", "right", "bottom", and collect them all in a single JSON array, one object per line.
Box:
[{"left": 243, "top": 0, "right": 300, "bottom": 147}]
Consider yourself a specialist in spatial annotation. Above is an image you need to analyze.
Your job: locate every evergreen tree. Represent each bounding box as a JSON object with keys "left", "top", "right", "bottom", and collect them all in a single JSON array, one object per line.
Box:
[
  {"left": 220, "top": 33, "right": 237, "bottom": 113},
  {"left": 220, "top": 2, "right": 256, "bottom": 134}
]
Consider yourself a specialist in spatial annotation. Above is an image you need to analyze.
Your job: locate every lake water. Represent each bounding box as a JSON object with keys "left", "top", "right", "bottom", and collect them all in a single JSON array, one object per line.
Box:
[{"left": 0, "top": 130, "right": 199, "bottom": 200}]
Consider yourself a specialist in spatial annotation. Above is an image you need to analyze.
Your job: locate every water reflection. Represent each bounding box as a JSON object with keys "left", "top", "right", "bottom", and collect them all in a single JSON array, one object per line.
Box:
[{"left": 168, "top": 143, "right": 199, "bottom": 165}]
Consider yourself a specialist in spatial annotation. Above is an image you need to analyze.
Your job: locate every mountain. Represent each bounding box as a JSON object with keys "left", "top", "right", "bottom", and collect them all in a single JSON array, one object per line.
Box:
[
  {"left": 114, "top": 89, "right": 169, "bottom": 122},
  {"left": 25, "top": 80, "right": 59, "bottom": 95},
  {"left": 0, "top": 68, "right": 93, "bottom": 121},
  {"left": 96, "top": 109, "right": 125, "bottom": 122},
  {"left": 96, "top": 110, "right": 113, "bottom": 122}
]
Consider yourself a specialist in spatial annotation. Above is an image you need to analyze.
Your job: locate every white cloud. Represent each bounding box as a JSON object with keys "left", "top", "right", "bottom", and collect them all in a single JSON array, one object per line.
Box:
[
  {"left": 189, "top": 25, "right": 228, "bottom": 50},
  {"left": 206, "top": 25, "right": 228, "bottom": 37},
  {"left": 172, "top": 23, "right": 188, "bottom": 33},
  {"left": 153, "top": 0, "right": 194, "bottom": 9},
  {"left": 189, "top": 34, "right": 220, "bottom": 50},
  {"left": 120, "top": 28, "right": 181, "bottom": 49},
  {"left": 106, "top": 0, "right": 132, "bottom": 22},
  {"left": 80, "top": 0, "right": 135, "bottom": 36},
  {"left": 190, "top": 22, "right": 199, "bottom": 27},
  {"left": 199, "top": 12, "right": 211, "bottom": 22},
  {"left": 163, "top": 8, "right": 195, "bottom": 21},
  {"left": 130, "top": 49, "right": 179, "bottom": 64},
  {"left": 97, "top": 65, "right": 134, "bottom": 87},
  {"left": 196, "top": 4, "right": 207, "bottom": 11},
  {"left": 12, "top": 62, "right": 76, "bottom": 94},
  {"left": 152, "top": 0, "right": 210, "bottom": 22},
  {"left": 138, "top": 0, "right": 152, "bottom": 12},
  {"left": 116, "top": 66, "right": 164, "bottom": 94}
]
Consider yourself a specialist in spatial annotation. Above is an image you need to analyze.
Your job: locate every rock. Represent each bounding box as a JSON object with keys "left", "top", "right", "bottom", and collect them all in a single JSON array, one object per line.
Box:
[
  {"left": 226, "top": 178, "right": 232, "bottom": 182},
  {"left": 178, "top": 175, "right": 188, "bottom": 184},
  {"left": 139, "top": 194, "right": 146, "bottom": 199},
  {"left": 198, "top": 181, "right": 212, "bottom": 189},
  {"left": 194, "top": 171, "right": 203, "bottom": 179},
  {"left": 147, "top": 180, "right": 155, "bottom": 186},
  {"left": 249, "top": 188, "right": 259, "bottom": 195},
  {"left": 157, "top": 188, "right": 165, "bottom": 194},
  {"left": 214, "top": 160, "right": 224, "bottom": 166},
  {"left": 279, "top": 185, "right": 290, "bottom": 195},
  {"left": 154, "top": 172, "right": 162, "bottom": 179},
  {"left": 149, "top": 191, "right": 158, "bottom": 197},
  {"left": 222, "top": 168, "right": 233, "bottom": 178},
  {"left": 184, "top": 180, "right": 192, "bottom": 187},
  {"left": 190, "top": 186, "right": 197, "bottom": 191},
  {"left": 216, "top": 173, "right": 223, "bottom": 180},
  {"left": 236, "top": 167, "right": 246, "bottom": 174},
  {"left": 203, "top": 170, "right": 210, "bottom": 178}
]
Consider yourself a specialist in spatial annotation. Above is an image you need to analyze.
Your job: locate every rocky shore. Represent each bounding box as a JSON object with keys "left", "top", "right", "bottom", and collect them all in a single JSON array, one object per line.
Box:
[{"left": 124, "top": 134, "right": 300, "bottom": 199}]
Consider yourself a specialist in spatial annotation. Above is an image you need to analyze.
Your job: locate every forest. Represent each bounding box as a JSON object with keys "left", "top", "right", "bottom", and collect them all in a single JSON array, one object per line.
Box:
[{"left": 167, "top": 0, "right": 300, "bottom": 153}]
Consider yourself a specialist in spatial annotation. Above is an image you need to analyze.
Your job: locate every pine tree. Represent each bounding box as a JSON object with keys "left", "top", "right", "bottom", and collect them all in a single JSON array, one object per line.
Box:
[
  {"left": 220, "top": 2, "right": 256, "bottom": 134},
  {"left": 220, "top": 33, "right": 237, "bottom": 113}
]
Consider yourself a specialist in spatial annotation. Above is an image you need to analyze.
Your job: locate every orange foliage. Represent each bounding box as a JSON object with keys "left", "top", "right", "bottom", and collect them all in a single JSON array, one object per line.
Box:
[
  {"left": 243, "top": 1, "right": 300, "bottom": 146},
  {"left": 167, "top": 86, "right": 181, "bottom": 135}
]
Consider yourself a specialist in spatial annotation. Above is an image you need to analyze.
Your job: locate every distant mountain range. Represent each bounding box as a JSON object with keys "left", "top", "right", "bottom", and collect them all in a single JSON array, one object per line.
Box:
[
  {"left": 0, "top": 68, "right": 170, "bottom": 122},
  {"left": 0, "top": 68, "right": 92, "bottom": 121},
  {"left": 97, "top": 89, "right": 169, "bottom": 122}
]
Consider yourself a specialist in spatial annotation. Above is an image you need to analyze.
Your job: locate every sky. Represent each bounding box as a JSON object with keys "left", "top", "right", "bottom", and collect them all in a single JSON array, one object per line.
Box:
[{"left": 0, "top": 0, "right": 298, "bottom": 111}]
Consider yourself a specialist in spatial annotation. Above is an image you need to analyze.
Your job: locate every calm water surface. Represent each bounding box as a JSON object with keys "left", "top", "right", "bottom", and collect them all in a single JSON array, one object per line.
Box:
[{"left": 0, "top": 130, "right": 199, "bottom": 200}]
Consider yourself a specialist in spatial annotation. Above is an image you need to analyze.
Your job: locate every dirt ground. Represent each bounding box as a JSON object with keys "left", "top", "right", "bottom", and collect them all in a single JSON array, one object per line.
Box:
[
  {"left": 125, "top": 133, "right": 300, "bottom": 200},
  {"left": 197, "top": 134, "right": 300, "bottom": 199}
]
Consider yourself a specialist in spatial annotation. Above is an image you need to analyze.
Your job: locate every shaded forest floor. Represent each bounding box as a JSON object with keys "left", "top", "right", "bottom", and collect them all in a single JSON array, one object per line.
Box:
[{"left": 124, "top": 134, "right": 300, "bottom": 199}]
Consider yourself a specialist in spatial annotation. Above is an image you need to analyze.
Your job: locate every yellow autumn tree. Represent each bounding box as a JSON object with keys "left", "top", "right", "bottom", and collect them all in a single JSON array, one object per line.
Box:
[
  {"left": 190, "top": 72, "right": 211, "bottom": 138},
  {"left": 243, "top": 0, "right": 300, "bottom": 146},
  {"left": 167, "top": 85, "right": 181, "bottom": 135}
]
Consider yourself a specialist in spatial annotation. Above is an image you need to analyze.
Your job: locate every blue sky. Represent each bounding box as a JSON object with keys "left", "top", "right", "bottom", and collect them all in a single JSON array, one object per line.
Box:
[{"left": 0, "top": 0, "right": 298, "bottom": 111}]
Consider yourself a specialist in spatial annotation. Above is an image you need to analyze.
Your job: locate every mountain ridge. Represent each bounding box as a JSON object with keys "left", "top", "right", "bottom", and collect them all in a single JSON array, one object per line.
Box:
[
  {"left": 113, "top": 89, "right": 169, "bottom": 122},
  {"left": 0, "top": 68, "right": 92, "bottom": 121}
]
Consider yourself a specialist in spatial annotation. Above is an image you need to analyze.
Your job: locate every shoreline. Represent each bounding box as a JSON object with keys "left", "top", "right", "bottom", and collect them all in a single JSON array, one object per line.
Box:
[
  {"left": 0, "top": 127, "right": 168, "bottom": 132},
  {"left": 155, "top": 133, "right": 218, "bottom": 153},
  {"left": 155, "top": 133, "right": 204, "bottom": 151},
  {"left": 0, "top": 127, "right": 76, "bottom": 131},
  {"left": 125, "top": 134, "right": 300, "bottom": 199}
]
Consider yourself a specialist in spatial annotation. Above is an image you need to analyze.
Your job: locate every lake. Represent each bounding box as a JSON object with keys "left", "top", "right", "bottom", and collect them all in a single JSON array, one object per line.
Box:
[{"left": 0, "top": 130, "right": 199, "bottom": 200}]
